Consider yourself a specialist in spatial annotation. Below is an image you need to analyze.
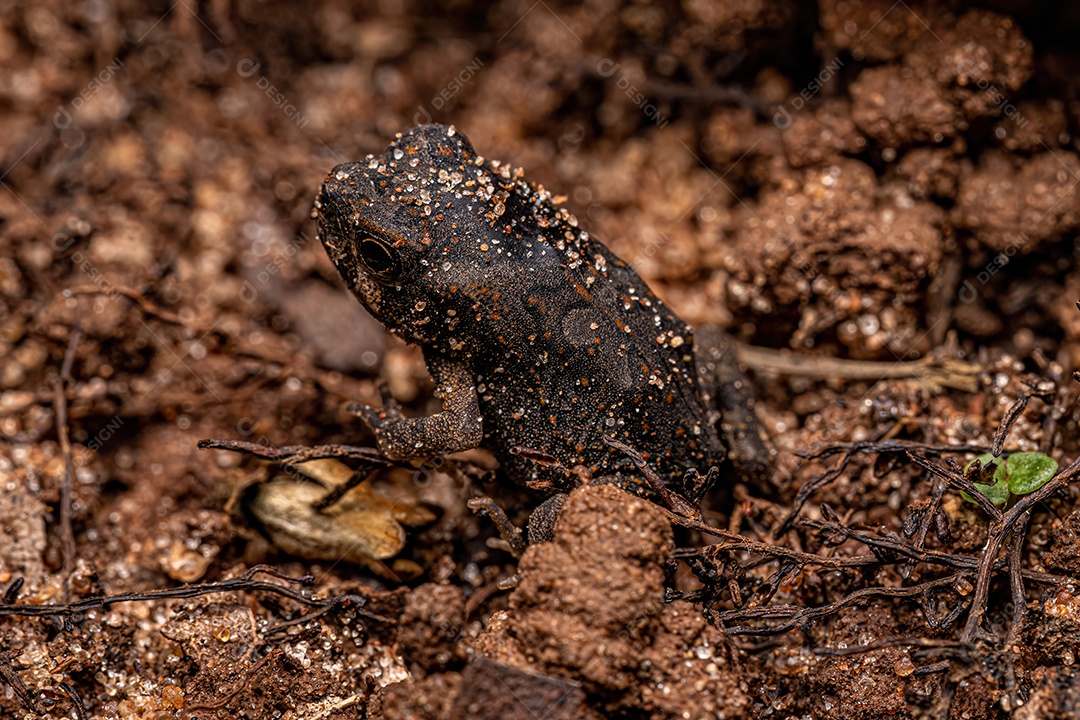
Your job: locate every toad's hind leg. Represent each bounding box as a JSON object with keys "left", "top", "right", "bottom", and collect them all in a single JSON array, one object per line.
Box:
[
  {"left": 468, "top": 494, "right": 568, "bottom": 556},
  {"left": 694, "top": 326, "right": 776, "bottom": 491},
  {"left": 525, "top": 493, "right": 568, "bottom": 545}
]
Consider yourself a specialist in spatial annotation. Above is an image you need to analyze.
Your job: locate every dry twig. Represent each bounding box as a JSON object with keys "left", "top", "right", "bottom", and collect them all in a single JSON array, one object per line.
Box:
[{"left": 52, "top": 327, "right": 82, "bottom": 581}]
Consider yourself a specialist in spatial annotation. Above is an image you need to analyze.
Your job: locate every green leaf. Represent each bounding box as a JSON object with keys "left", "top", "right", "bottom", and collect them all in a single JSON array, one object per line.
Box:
[
  {"left": 961, "top": 454, "right": 1010, "bottom": 507},
  {"left": 1005, "top": 452, "right": 1058, "bottom": 495}
]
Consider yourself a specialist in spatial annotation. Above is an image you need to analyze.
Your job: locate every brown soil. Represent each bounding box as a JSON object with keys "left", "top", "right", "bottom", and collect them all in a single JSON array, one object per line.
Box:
[{"left": 2, "top": 1, "right": 1080, "bottom": 718}]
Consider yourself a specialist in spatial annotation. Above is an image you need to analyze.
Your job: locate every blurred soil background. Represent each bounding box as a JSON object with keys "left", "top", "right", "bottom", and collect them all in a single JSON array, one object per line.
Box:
[{"left": 2, "top": 0, "right": 1080, "bottom": 718}]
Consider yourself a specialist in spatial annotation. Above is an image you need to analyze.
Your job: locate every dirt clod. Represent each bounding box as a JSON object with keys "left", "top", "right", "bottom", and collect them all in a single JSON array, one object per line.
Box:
[
  {"left": 395, "top": 582, "right": 467, "bottom": 672},
  {"left": 470, "top": 484, "right": 749, "bottom": 718}
]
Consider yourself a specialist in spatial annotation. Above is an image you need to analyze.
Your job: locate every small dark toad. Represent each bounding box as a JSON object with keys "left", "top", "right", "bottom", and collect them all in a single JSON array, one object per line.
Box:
[{"left": 314, "top": 125, "right": 769, "bottom": 551}]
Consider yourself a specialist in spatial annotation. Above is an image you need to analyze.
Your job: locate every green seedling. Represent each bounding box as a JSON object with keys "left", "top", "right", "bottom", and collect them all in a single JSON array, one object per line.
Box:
[{"left": 961, "top": 452, "right": 1058, "bottom": 508}]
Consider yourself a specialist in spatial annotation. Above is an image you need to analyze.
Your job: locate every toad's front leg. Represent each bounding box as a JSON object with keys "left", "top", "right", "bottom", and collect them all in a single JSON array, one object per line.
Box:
[{"left": 350, "top": 352, "right": 483, "bottom": 461}]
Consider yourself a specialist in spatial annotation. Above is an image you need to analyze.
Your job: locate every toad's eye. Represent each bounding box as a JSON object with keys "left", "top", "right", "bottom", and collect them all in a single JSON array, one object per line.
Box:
[{"left": 359, "top": 237, "right": 399, "bottom": 276}]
